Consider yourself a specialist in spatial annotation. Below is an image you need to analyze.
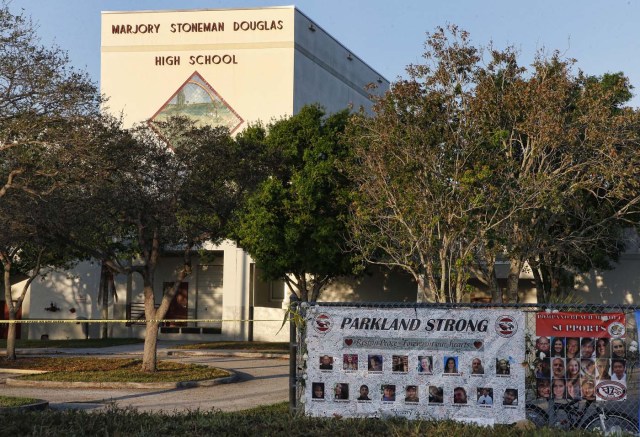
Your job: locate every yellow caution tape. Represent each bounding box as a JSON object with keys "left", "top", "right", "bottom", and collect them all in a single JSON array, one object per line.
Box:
[{"left": 0, "top": 319, "right": 285, "bottom": 324}]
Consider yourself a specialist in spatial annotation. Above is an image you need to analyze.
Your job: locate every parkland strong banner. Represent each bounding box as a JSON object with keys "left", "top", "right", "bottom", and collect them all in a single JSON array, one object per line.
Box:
[{"left": 304, "top": 306, "right": 526, "bottom": 424}]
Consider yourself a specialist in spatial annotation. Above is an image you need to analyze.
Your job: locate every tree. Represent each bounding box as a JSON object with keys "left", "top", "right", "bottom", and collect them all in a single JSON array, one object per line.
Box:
[
  {"left": 346, "top": 26, "right": 506, "bottom": 302},
  {"left": 234, "top": 105, "right": 358, "bottom": 302},
  {"left": 0, "top": 1, "right": 99, "bottom": 197},
  {"left": 0, "top": 1, "right": 100, "bottom": 357},
  {"left": 472, "top": 53, "right": 640, "bottom": 302},
  {"left": 0, "top": 185, "right": 81, "bottom": 359},
  {"left": 345, "top": 25, "right": 640, "bottom": 303},
  {"left": 51, "top": 117, "right": 259, "bottom": 371}
]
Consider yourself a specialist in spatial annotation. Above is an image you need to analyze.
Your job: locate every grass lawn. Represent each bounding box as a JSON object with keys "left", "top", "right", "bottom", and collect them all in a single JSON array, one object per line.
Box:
[
  {"left": 0, "top": 338, "right": 143, "bottom": 348},
  {"left": 0, "top": 395, "right": 40, "bottom": 408},
  {"left": 0, "top": 357, "right": 230, "bottom": 382},
  {"left": 177, "top": 341, "right": 288, "bottom": 353},
  {"left": 0, "top": 402, "right": 593, "bottom": 436}
]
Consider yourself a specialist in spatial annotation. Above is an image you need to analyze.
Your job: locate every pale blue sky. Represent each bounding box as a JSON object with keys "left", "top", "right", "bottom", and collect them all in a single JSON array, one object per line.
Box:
[{"left": 9, "top": 0, "right": 640, "bottom": 107}]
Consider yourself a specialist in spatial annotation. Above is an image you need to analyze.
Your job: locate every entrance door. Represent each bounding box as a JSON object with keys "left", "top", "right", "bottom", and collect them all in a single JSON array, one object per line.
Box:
[
  {"left": 164, "top": 282, "right": 188, "bottom": 327},
  {"left": 196, "top": 264, "right": 223, "bottom": 329}
]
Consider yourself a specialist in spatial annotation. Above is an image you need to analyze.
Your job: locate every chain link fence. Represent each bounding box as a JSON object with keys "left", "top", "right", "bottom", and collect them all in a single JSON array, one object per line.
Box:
[{"left": 292, "top": 301, "right": 640, "bottom": 432}]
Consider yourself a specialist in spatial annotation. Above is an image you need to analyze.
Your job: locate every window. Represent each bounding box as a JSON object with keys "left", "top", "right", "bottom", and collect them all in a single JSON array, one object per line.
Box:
[{"left": 251, "top": 264, "right": 285, "bottom": 304}]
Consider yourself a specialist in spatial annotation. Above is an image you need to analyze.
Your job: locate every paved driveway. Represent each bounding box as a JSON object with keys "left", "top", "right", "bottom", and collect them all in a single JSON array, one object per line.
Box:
[{"left": 0, "top": 354, "right": 290, "bottom": 412}]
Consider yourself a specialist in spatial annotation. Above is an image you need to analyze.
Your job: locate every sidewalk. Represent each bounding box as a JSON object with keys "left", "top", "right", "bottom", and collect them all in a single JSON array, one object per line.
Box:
[
  {"left": 1, "top": 342, "right": 290, "bottom": 412},
  {"left": 3, "top": 340, "right": 289, "bottom": 359}
]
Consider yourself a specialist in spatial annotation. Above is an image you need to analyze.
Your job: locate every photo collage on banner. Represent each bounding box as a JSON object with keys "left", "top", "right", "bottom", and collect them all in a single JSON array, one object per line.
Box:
[
  {"left": 535, "top": 312, "right": 627, "bottom": 402},
  {"left": 305, "top": 307, "right": 526, "bottom": 424}
]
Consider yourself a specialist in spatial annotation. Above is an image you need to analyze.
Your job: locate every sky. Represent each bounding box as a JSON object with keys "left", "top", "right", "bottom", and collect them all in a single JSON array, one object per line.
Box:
[{"left": 8, "top": 0, "right": 640, "bottom": 108}]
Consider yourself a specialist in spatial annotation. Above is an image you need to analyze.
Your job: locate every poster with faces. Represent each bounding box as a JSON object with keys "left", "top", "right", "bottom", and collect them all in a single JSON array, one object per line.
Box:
[
  {"left": 534, "top": 312, "right": 627, "bottom": 402},
  {"left": 305, "top": 306, "right": 526, "bottom": 424}
]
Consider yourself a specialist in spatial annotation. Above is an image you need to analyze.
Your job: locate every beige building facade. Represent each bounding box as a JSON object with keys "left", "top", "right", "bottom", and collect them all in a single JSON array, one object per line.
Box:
[{"left": 100, "top": 7, "right": 387, "bottom": 131}]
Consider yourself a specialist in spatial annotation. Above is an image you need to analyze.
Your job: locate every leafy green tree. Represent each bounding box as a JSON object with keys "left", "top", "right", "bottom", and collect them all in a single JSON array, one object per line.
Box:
[
  {"left": 234, "top": 105, "right": 357, "bottom": 302},
  {"left": 346, "top": 26, "right": 502, "bottom": 302},
  {"left": 51, "top": 117, "right": 260, "bottom": 372},
  {"left": 0, "top": 1, "right": 99, "bottom": 357},
  {"left": 345, "top": 25, "right": 640, "bottom": 303},
  {"left": 0, "top": 1, "right": 99, "bottom": 198},
  {"left": 0, "top": 184, "right": 83, "bottom": 360},
  {"left": 473, "top": 53, "right": 640, "bottom": 302}
]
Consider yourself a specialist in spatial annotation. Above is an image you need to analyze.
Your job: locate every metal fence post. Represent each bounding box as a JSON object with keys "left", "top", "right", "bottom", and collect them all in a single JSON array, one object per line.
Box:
[{"left": 289, "top": 294, "right": 299, "bottom": 414}]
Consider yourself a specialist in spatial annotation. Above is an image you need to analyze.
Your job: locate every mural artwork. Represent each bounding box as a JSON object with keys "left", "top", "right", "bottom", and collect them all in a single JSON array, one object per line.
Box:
[{"left": 149, "top": 71, "right": 243, "bottom": 142}]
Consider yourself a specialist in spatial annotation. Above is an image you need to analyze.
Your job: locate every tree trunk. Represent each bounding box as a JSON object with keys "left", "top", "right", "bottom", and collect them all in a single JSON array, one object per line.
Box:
[
  {"left": 530, "top": 262, "right": 546, "bottom": 302},
  {"left": 6, "top": 322, "right": 17, "bottom": 361},
  {"left": 455, "top": 273, "right": 467, "bottom": 303},
  {"left": 291, "top": 274, "right": 308, "bottom": 302},
  {"left": 141, "top": 320, "right": 160, "bottom": 372},
  {"left": 478, "top": 254, "right": 501, "bottom": 303},
  {"left": 488, "top": 267, "right": 502, "bottom": 303},
  {"left": 3, "top": 264, "right": 17, "bottom": 360},
  {"left": 439, "top": 249, "right": 448, "bottom": 302},
  {"left": 141, "top": 269, "right": 158, "bottom": 372},
  {"left": 139, "top": 243, "right": 192, "bottom": 372},
  {"left": 2, "top": 249, "right": 42, "bottom": 361},
  {"left": 423, "top": 260, "right": 440, "bottom": 302},
  {"left": 506, "top": 258, "right": 522, "bottom": 303},
  {"left": 310, "top": 276, "right": 327, "bottom": 302},
  {"left": 416, "top": 273, "right": 436, "bottom": 302}
]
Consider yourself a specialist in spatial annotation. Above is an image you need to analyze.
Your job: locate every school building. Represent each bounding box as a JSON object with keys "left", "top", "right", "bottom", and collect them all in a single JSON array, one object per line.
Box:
[{"left": 5, "top": 7, "right": 639, "bottom": 342}]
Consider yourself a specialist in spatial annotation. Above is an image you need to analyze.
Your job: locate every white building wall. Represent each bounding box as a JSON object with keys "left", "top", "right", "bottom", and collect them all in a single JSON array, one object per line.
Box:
[
  {"left": 100, "top": 7, "right": 388, "bottom": 131},
  {"left": 27, "top": 261, "right": 102, "bottom": 340},
  {"left": 575, "top": 230, "right": 640, "bottom": 305},
  {"left": 575, "top": 255, "right": 640, "bottom": 305},
  {"left": 6, "top": 279, "right": 31, "bottom": 339},
  {"left": 22, "top": 241, "right": 265, "bottom": 341},
  {"left": 292, "top": 10, "right": 388, "bottom": 114},
  {"left": 218, "top": 242, "right": 247, "bottom": 340},
  {"left": 115, "top": 240, "right": 260, "bottom": 341},
  {"left": 252, "top": 306, "right": 289, "bottom": 342},
  {"left": 110, "top": 275, "right": 134, "bottom": 339},
  {"left": 101, "top": 7, "right": 298, "bottom": 130},
  {"left": 320, "top": 268, "right": 417, "bottom": 303}
]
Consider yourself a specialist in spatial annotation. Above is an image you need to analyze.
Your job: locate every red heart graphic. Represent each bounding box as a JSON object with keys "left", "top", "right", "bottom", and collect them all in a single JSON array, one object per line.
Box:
[
  {"left": 345, "top": 338, "right": 353, "bottom": 346},
  {"left": 474, "top": 341, "right": 483, "bottom": 349}
]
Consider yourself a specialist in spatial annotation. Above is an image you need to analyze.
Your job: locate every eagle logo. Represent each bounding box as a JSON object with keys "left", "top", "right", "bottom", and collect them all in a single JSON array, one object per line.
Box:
[
  {"left": 314, "top": 313, "right": 332, "bottom": 333},
  {"left": 495, "top": 315, "right": 518, "bottom": 338}
]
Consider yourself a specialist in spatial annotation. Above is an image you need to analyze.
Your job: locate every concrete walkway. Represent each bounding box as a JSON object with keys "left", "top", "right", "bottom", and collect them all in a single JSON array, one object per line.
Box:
[
  {"left": 1, "top": 340, "right": 288, "bottom": 357},
  {"left": 0, "top": 342, "right": 290, "bottom": 413}
]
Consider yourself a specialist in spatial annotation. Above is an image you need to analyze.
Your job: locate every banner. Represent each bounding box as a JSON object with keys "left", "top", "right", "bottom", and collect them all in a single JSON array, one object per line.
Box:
[
  {"left": 535, "top": 311, "right": 626, "bottom": 338},
  {"left": 534, "top": 311, "right": 627, "bottom": 402},
  {"left": 304, "top": 306, "right": 526, "bottom": 424}
]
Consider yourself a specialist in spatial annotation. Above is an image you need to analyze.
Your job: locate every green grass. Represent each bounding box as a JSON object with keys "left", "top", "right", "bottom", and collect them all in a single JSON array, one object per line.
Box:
[
  {"left": 0, "top": 403, "right": 599, "bottom": 436},
  {"left": 177, "top": 341, "right": 288, "bottom": 353},
  {"left": 0, "top": 357, "right": 230, "bottom": 382},
  {"left": 0, "top": 338, "right": 143, "bottom": 349},
  {"left": 0, "top": 395, "right": 39, "bottom": 408}
]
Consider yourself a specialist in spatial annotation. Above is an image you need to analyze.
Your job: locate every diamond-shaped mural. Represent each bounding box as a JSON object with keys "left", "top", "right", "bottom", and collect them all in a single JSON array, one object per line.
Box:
[{"left": 149, "top": 72, "right": 244, "bottom": 141}]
